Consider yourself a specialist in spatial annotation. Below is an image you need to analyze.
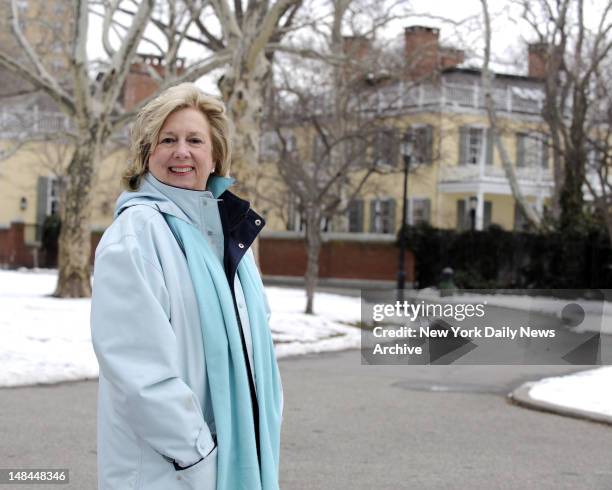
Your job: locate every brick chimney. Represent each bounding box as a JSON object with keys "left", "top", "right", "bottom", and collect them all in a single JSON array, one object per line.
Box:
[
  {"left": 527, "top": 42, "right": 549, "bottom": 79},
  {"left": 440, "top": 47, "right": 465, "bottom": 69},
  {"left": 341, "top": 36, "right": 372, "bottom": 84},
  {"left": 122, "top": 55, "right": 186, "bottom": 110},
  {"left": 342, "top": 35, "right": 371, "bottom": 60},
  {"left": 404, "top": 26, "right": 464, "bottom": 80}
]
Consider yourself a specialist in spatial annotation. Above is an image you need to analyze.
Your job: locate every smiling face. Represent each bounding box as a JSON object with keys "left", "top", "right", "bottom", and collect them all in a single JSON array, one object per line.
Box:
[{"left": 147, "top": 107, "right": 215, "bottom": 191}]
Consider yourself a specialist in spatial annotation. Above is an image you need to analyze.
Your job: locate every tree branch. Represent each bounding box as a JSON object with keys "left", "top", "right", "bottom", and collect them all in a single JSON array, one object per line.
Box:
[
  {"left": 99, "top": 0, "right": 155, "bottom": 120},
  {"left": 109, "top": 50, "right": 233, "bottom": 132}
]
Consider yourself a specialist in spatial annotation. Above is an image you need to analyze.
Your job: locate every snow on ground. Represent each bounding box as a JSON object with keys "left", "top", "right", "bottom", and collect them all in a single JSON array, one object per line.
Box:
[
  {"left": 0, "top": 269, "right": 360, "bottom": 388},
  {"left": 528, "top": 366, "right": 612, "bottom": 418},
  {"left": 2, "top": 269, "right": 612, "bottom": 422}
]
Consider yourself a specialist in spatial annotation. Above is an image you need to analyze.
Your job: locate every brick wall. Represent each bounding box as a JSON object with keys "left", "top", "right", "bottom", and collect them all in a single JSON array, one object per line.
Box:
[
  {"left": 2, "top": 224, "right": 415, "bottom": 284},
  {"left": 0, "top": 223, "right": 36, "bottom": 268},
  {"left": 0, "top": 223, "right": 105, "bottom": 269},
  {"left": 259, "top": 236, "right": 414, "bottom": 282}
]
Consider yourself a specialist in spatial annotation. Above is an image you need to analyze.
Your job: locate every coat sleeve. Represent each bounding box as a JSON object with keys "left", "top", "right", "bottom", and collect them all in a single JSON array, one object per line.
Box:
[{"left": 91, "top": 235, "right": 214, "bottom": 468}]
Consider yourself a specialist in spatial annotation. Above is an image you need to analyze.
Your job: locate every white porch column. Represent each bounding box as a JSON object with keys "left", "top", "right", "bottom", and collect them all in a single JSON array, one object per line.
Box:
[{"left": 476, "top": 189, "right": 484, "bottom": 231}]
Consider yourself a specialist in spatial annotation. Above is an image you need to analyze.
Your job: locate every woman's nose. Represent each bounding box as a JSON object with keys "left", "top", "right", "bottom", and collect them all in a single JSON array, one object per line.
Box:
[{"left": 173, "top": 141, "right": 190, "bottom": 159}]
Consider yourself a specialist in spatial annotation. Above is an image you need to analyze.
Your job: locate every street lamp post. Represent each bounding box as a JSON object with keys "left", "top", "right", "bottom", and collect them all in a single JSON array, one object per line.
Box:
[{"left": 397, "top": 136, "right": 413, "bottom": 299}]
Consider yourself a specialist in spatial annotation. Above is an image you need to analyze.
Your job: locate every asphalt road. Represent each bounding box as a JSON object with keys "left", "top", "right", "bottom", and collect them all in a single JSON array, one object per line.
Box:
[{"left": 1, "top": 349, "right": 611, "bottom": 490}]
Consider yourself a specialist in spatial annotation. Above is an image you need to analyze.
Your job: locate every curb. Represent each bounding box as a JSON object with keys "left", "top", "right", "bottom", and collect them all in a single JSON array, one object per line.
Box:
[{"left": 508, "top": 381, "right": 612, "bottom": 427}]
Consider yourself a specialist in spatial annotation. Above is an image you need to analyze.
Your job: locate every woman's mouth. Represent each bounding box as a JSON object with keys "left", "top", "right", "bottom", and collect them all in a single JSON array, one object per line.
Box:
[{"left": 169, "top": 166, "right": 194, "bottom": 174}]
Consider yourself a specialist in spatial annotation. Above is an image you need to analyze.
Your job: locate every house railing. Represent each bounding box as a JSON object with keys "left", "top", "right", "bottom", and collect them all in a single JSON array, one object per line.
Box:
[
  {"left": 385, "top": 81, "right": 546, "bottom": 115},
  {"left": 439, "top": 163, "right": 553, "bottom": 183},
  {"left": 0, "top": 108, "right": 74, "bottom": 137},
  {"left": 0, "top": 108, "right": 131, "bottom": 140}
]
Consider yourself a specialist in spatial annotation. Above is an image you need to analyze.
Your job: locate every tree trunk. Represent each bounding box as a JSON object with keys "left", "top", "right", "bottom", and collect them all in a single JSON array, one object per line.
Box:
[
  {"left": 480, "top": 1, "right": 543, "bottom": 229},
  {"left": 219, "top": 54, "right": 271, "bottom": 267},
  {"left": 542, "top": 89, "right": 566, "bottom": 221},
  {"left": 559, "top": 145, "right": 586, "bottom": 231},
  {"left": 219, "top": 52, "right": 270, "bottom": 181},
  {"left": 304, "top": 209, "right": 322, "bottom": 315},
  {"left": 53, "top": 135, "right": 98, "bottom": 298},
  {"left": 559, "top": 89, "right": 588, "bottom": 232}
]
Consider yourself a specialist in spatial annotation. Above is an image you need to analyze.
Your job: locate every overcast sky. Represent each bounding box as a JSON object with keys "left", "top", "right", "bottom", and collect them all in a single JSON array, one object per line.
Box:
[{"left": 86, "top": 0, "right": 607, "bottom": 94}]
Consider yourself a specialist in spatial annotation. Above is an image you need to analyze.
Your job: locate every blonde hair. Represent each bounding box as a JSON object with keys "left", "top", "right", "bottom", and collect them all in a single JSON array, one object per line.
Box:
[{"left": 122, "top": 82, "right": 232, "bottom": 191}]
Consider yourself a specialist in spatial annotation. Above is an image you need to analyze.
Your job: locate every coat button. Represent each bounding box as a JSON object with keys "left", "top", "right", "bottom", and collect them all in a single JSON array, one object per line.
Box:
[
  {"left": 238, "top": 243, "right": 245, "bottom": 249},
  {"left": 177, "top": 475, "right": 182, "bottom": 480},
  {"left": 255, "top": 219, "right": 262, "bottom": 226}
]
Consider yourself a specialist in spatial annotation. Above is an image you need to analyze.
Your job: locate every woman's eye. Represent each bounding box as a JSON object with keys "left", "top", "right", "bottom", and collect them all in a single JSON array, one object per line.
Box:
[
  {"left": 189, "top": 138, "right": 203, "bottom": 144},
  {"left": 161, "top": 137, "right": 175, "bottom": 144}
]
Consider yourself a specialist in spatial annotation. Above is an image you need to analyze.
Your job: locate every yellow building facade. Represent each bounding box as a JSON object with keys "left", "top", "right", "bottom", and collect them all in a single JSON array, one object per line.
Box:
[
  {"left": 0, "top": 20, "right": 555, "bottom": 263},
  {"left": 259, "top": 66, "right": 553, "bottom": 236}
]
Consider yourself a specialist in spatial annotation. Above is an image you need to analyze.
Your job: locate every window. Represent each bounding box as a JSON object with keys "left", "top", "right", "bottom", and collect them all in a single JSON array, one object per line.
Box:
[
  {"left": 406, "top": 125, "right": 433, "bottom": 164},
  {"left": 347, "top": 199, "right": 364, "bottom": 232},
  {"left": 456, "top": 198, "right": 491, "bottom": 231},
  {"left": 408, "top": 198, "right": 431, "bottom": 225},
  {"left": 459, "top": 127, "right": 494, "bottom": 165},
  {"left": 36, "top": 175, "right": 64, "bottom": 241},
  {"left": 456, "top": 199, "right": 467, "bottom": 231},
  {"left": 586, "top": 142, "right": 608, "bottom": 172},
  {"left": 516, "top": 133, "right": 548, "bottom": 167},
  {"left": 467, "top": 128, "right": 483, "bottom": 164},
  {"left": 287, "top": 196, "right": 304, "bottom": 231},
  {"left": 260, "top": 130, "right": 296, "bottom": 160},
  {"left": 286, "top": 134, "right": 297, "bottom": 153},
  {"left": 483, "top": 201, "right": 492, "bottom": 229},
  {"left": 369, "top": 198, "right": 396, "bottom": 234},
  {"left": 37, "top": 176, "right": 63, "bottom": 220},
  {"left": 345, "top": 136, "right": 367, "bottom": 167},
  {"left": 49, "top": 178, "right": 62, "bottom": 215},
  {"left": 312, "top": 133, "right": 329, "bottom": 163},
  {"left": 372, "top": 129, "right": 398, "bottom": 167}
]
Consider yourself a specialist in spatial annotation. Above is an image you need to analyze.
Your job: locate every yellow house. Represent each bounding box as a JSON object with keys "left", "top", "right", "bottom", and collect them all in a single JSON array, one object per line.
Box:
[
  {"left": 0, "top": 22, "right": 556, "bottom": 270},
  {"left": 258, "top": 27, "right": 555, "bottom": 236}
]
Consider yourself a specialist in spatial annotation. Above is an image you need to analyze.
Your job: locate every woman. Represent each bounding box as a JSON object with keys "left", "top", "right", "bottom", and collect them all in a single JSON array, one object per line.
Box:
[{"left": 91, "top": 83, "right": 283, "bottom": 490}]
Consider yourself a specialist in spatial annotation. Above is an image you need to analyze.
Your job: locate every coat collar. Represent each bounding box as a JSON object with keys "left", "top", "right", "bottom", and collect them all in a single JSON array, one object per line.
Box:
[{"left": 207, "top": 174, "right": 235, "bottom": 199}]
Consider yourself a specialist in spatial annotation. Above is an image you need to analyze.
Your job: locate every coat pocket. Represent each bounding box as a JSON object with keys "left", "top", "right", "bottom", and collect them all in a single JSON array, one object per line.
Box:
[{"left": 175, "top": 445, "right": 217, "bottom": 490}]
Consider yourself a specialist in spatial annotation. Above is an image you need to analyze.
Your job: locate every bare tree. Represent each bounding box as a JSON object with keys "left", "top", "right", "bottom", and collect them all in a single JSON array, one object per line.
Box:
[
  {"left": 517, "top": 0, "right": 612, "bottom": 232},
  {"left": 257, "top": 1, "right": 423, "bottom": 314},
  {"left": 112, "top": 0, "right": 304, "bottom": 264},
  {"left": 122, "top": 0, "right": 303, "bottom": 183},
  {"left": 583, "top": 64, "right": 612, "bottom": 240},
  {"left": 479, "top": 0, "right": 547, "bottom": 230},
  {"left": 0, "top": 0, "right": 233, "bottom": 297}
]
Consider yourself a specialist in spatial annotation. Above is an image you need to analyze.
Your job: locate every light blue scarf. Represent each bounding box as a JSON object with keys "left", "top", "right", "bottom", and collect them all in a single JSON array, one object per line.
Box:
[{"left": 164, "top": 214, "right": 282, "bottom": 490}]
